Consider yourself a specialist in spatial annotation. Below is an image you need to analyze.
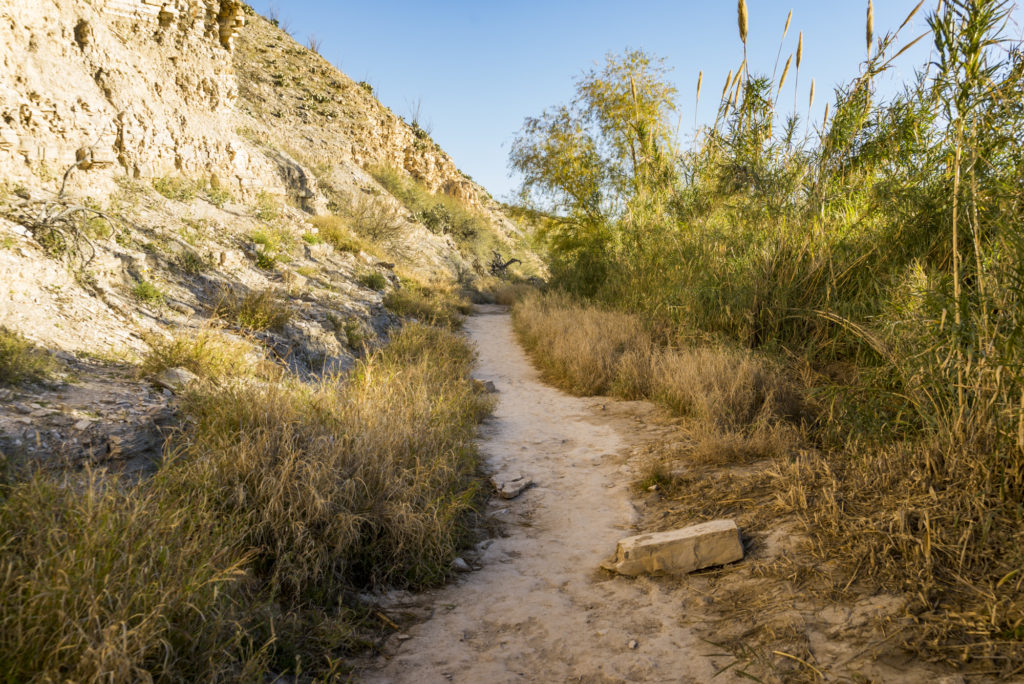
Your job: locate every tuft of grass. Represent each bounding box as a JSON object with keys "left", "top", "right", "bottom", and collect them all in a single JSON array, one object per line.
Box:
[
  {"left": 0, "top": 327, "right": 59, "bottom": 386},
  {"left": 139, "top": 329, "right": 271, "bottom": 382},
  {"left": 384, "top": 282, "right": 472, "bottom": 328},
  {"left": 176, "top": 250, "right": 211, "bottom": 275},
  {"left": 213, "top": 286, "right": 293, "bottom": 332},
  {"left": 0, "top": 470, "right": 254, "bottom": 682},
  {"left": 357, "top": 272, "right": 388, "bottom": 291},
  {"left": 132, "top": 279, "right": 165, "bottom": 306},
  {"left": 253, "top": 191, "right": 279, "bottom": 222},
  {"left": 309, "top": 215, "right": 373, "bottom": 254},
  {"left": 152, "top": 176, "right": 198, "bottom": 202},
  {"left": 250, "top": 227, "right": 294, "bottom": 270}
]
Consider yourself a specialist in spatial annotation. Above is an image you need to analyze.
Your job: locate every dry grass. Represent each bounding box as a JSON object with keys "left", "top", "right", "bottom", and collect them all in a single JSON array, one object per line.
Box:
[
  {"left": 0, "top": 327, "right": 58, "bottom": 385},
  {"left": 0, "top": 323, "right": 493, "bottom": 680},
  {"left": 384, "top": 282, "right": 472, "bottom": 329},
  {"left": 513, "top": 293, "right": 797, "bottom": 440},
  {"left": 0, "top": 469, "right": 253, "bottom": 682},
  {"left": 213, "top": 286, "right": 293, "bottom": 332},
  {"left": 518, "top": 294, "right": 1024, "bottom": 675},
  {"left": 309, "top": 214, "right": 375, "bottom": 255},
  {"left": 138, "top": 328, "right": 274, "bottom": 382}
]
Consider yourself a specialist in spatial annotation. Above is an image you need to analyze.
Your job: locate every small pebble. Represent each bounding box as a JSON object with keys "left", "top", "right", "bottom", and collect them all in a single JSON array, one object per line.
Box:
[{"left": 628, "top": 639, "right": 639, "bottom": 650}]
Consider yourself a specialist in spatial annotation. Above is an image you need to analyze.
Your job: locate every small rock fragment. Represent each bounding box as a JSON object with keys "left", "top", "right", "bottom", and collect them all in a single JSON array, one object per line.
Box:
[
  {"left": 490, "top": 473, "right": 535, "bottom": 500},
  {"left": 473, "top": 379, "right": 498, "bottom": 394},
  {"left": 451, "top": 557, "right": 471, "bottom": 573},
  {"left": 628, "top": 639, "right": 639, "bottom": 650},
  {"left": 73, "top": 418, "right": 93, "bottom": 431}
]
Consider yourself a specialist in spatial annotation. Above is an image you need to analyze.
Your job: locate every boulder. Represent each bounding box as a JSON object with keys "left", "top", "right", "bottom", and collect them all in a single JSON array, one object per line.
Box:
[
  {"left": 155, "top": 367, "right": 198, "bottom": 392},
  {"left": 602, "top": 519, "right": 743, "bottom": 576}
]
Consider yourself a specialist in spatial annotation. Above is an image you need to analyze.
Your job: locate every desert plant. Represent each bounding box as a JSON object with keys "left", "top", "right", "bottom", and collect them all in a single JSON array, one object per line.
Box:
[
  {"left": 139, "top": 328, "right": 270, "bottom": 382},
  {"left": 357, "top": 272, "right": 388, "bottom": 291},
  {"left": 213, "top": 287, "right": 292, "bottom": 331},
  {"left": 152, "top": 176, "right": 198, "bottom": 202},
  {"left": 132, "top": 279, "right": 165, "bottom": 306}
]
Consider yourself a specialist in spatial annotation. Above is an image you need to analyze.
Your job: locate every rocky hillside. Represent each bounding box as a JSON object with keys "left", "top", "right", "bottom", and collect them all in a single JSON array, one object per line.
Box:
[{"left": 0, "top": 0, "right": 539, "bottom": 476}]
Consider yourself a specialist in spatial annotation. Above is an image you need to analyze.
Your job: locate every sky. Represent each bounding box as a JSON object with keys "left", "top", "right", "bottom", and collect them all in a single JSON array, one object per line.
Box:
[{"left": 246, "top": 1, "right": 1022, "bottom": 202}]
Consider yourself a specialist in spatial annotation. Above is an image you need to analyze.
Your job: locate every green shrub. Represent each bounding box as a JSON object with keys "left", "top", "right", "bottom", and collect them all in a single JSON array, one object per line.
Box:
[
  {"left": 132, "top": 279, "right": 165, "bottom": 306},
  {"left": 357, "top": 272, "right": 388, "bottom": 291}
]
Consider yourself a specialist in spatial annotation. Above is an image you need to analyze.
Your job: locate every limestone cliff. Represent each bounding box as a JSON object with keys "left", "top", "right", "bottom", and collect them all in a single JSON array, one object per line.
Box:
[{"left": 0, "top": 0, "right": 539, "bottom": 476}]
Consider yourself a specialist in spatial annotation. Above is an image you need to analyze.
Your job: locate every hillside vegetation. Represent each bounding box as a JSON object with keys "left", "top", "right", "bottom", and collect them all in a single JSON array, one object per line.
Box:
[{"left": 510, "top": 0, "right": 1024, "bottom": 672}]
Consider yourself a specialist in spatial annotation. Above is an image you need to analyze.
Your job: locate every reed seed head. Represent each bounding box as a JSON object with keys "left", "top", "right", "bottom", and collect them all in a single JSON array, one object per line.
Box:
[
  {"left": 738, "top": 0, "right": 749, "bottom": 44},
  {"left": 809, "top": 78, "right": 815, "bottom": 110},
  {"left": 696, "top": 71, "right": 703, "bottom": 103},
  {"left": 721, "top": 70, "right": 733, "bottom": 100},
  {"left": 867, "top": 0, "right": 875, "bottom": 56},
  {"left": 823, "top": 102, "right": 830, "bottom": 126},
  {"left": 797, "top": 32, "right": 803, "bottom": 69},
  {"left": 779, "top": 54, "right": 793, "bottom": 90},
  {"left": 783, "top": 9, "right": 793, "bottom": 39}
]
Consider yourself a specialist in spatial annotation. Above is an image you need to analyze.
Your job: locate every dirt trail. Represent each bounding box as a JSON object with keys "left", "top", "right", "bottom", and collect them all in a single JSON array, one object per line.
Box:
[{"left": 363, "top": 306, "right": 735, "bottom": 683}]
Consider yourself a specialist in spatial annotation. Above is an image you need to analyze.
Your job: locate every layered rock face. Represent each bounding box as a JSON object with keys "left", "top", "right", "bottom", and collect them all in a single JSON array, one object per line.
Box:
[
  {"left": 0, "top": 0, "right": 278, "bottom": 194},
  {"left": 0, "top": 0, "right": 491, "bottom": 214}
]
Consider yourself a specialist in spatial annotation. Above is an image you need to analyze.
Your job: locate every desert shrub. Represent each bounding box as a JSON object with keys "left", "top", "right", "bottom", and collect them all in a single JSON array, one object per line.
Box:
[
  {"left": 0, "top": 327, "right": 58, "bottom": 386},
  {"left": 342, "top": 192, "right": 404, "bottom": 243},
  {"left": 309, "top": 215, "right": 372, "bottom": 254},
  {"left": 253, "top": 191, "right": 279, "bottom": 222}
]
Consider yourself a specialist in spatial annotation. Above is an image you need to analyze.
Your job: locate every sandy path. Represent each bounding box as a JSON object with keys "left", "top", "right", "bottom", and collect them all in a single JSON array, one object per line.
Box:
[{"left": 362, "top": 306, "right": 734, "bottom": 683}]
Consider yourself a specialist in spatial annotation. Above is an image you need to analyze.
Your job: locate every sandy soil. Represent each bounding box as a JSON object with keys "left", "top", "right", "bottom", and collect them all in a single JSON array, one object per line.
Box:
[{"left": 362, "top": 306, "right": 736, "bottom": 683}]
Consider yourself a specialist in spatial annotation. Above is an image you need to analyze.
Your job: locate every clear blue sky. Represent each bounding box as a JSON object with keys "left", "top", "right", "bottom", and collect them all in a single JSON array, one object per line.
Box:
[{"left": 247, "top": 1, "right": 1021, "bottom": 202}]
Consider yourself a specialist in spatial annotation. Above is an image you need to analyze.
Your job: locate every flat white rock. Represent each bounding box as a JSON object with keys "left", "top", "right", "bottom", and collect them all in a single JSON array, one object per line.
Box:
[{"left": 603, "top": 519, "right": 743, "bottom": 576}]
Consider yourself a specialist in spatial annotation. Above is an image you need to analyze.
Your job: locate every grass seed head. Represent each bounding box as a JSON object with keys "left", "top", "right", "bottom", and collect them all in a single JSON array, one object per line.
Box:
[
  {"left": 779, "top": 54, "right": 793, "bottom": 91},
  {"left": 797, "top": 31, "right": 803, "bottom": 69},
  {"left": 867, "top": 0, "right": 875, "bottom": 56},
  {"left": 738, "top": 0, "right": 749, "bottom": 44}
]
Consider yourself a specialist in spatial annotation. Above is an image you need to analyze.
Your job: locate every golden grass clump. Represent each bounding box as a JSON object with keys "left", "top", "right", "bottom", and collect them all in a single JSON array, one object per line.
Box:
[
  {"left": 176, "top": 322, "right": 493, "bottom": 595},
  {"left": 213, "top": 286, "right": 293, "bottom": 332},
  {"left": 309, "top": 214, "right": 374, "bottom": 254},
  {"left": 384, "top": 282, "right": 472, "bottom": 328},
  {"left": 139, "top": 328, "right": 271, "bottom": 382},
  {"left": 513, "top": 293, "right": 797, "bottom": 454},
  {"left": 0, "top": 322, "right": 493, "bottom": 679},
  {"left": 0, "top": 327, "right": 58, "bottom": 386},
  {"left": 0, "top": 470, "right": 252, "bottom": 682}
]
